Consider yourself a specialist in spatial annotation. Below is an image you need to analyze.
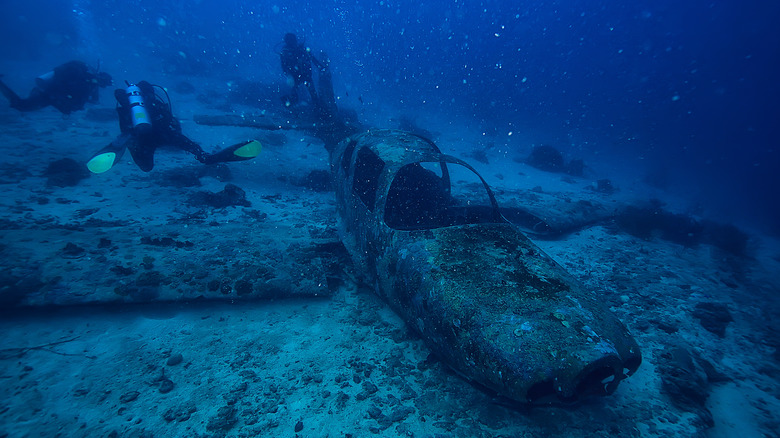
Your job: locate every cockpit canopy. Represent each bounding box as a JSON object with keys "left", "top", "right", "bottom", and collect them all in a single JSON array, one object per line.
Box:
[{"left": 350, "top": 144, "right": 505, "bottom": 231}]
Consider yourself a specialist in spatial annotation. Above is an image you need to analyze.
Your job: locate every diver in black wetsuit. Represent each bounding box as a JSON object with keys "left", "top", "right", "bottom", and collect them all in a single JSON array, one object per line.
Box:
[
  {"left": 0, "top": 60, "right": 112, "bottom": 114},
  {"left": 280, "top": 33, "right": 324, "bottom": 106},
  {"left": 87, "top": 81, "right": 260, "bottom": 174}
]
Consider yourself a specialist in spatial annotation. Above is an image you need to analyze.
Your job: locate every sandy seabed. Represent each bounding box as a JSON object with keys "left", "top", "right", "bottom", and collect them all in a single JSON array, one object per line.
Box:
[{"left": 1, "top": 79, "right": 779, "bottom": 438}]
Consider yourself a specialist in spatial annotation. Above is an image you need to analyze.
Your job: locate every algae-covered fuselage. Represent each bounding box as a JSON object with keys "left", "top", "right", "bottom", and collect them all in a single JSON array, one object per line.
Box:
[{"left": 331, "top": 130, "right": 641, "bottom": 403}]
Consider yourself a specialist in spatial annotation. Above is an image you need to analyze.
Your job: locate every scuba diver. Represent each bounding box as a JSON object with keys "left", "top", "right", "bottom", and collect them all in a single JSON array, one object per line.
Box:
[
  {"left": 87, "top": 81, "right": 261, "bottom": 174},
  {"left": 0, "top": 60, "right": 112, "bottom": 114},
  {"left": 280, "top": 33, "right": 324, "bottom": 106}
]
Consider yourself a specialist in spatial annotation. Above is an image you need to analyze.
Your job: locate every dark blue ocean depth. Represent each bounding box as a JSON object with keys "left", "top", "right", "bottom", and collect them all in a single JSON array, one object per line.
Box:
[{"left": 1, "top": 0, "right": 778, "bottom": 233}]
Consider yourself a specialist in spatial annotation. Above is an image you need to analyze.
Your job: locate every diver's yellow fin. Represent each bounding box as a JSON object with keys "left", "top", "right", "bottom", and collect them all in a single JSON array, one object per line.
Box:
[
  {"left": 87, "top": 152, "right": 117, "bottom": 174},
  {"left": 205, "top": 140, "right": 262, "bottom": 164},
  {"left": 233, "top": 140, "right": 262, "bottom": 158}
]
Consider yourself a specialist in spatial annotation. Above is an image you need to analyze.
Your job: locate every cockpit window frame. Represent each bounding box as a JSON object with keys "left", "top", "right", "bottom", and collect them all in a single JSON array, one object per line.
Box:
[
  {"left": 351, "top": 146, "right": 385, "bottom": 211},
  {"left": 380, "top": 154, "right": 506, "bottom": 231}
]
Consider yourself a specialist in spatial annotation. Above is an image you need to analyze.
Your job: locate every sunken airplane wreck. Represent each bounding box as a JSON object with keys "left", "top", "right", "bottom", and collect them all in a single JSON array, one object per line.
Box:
[{"left": 330, "top": 129, "right": 642, "bottom": 404}]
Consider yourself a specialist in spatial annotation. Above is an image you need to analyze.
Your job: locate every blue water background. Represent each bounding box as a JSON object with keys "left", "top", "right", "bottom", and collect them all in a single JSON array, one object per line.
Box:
[{"left": 1, "top": 0, "right": 778, "bottom": 234}]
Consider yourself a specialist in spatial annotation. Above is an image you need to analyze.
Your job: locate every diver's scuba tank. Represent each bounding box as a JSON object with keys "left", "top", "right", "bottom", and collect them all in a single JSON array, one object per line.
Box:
[{"left": 125, "top": 84, "right": 152, "bottom": 133}]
